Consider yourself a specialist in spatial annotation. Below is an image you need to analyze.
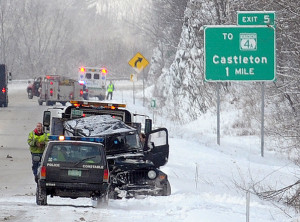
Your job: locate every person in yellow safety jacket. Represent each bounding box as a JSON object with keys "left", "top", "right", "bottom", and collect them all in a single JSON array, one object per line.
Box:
[
  {"left": 27, "top": 122, "right": 49, "bottom": 182},
  {"left": 106, "top": 80, "right": 114, "bottom": 100}
]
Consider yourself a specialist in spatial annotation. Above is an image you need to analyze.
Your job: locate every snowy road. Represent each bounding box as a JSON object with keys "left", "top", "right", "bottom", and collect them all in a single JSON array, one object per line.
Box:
[{"left": 0, "top": 81, "right": 297, "bottom": 222}]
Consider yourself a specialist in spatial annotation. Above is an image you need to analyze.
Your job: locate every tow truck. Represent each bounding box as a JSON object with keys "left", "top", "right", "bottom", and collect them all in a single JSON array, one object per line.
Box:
[
  {"left": 43, "top": 100, "right": 171, "bottom": 198},
  {"left": 38, "top": 75, "right": 88, "bottom": 106}
]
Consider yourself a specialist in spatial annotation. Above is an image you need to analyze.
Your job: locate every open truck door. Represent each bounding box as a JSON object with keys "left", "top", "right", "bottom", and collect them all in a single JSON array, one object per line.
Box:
[{"left": 144, "top": 128, "right": 169, "bottom": 168}]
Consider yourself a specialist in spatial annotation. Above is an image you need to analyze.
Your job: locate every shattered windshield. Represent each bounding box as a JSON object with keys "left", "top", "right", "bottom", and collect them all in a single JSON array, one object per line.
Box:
[{"left": 104, "top": 132, "right": 142, "bottom": 155}]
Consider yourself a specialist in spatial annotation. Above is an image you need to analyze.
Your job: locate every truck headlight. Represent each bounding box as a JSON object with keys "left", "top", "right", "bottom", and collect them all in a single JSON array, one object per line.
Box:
[{"left": 148, "top": 170, "right": 157, "bottom": 179}]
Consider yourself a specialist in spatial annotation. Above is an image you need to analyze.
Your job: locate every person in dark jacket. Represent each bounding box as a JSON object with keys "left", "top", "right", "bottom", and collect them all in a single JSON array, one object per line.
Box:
[{"left": 27, "top": 122, "right": 49, "bottom": 182}]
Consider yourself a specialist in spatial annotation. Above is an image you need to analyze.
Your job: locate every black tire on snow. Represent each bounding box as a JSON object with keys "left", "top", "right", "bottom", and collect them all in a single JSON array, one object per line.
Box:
[
  {"left": 36, "top": 182, "right": 47, "bottom": 205},
  {"left": 92, "top": 193, "right": 109, "bottom": 208},
  {"left": 46, "top": 101, "right": 53, "bottom": 106},
  {"left": 98, "top": 95, "right": 105, "bottom": 101}
]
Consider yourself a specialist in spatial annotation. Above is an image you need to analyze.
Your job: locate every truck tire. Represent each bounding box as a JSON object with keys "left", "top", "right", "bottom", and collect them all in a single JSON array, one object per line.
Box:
[
  {"left": 28, "top": 90, "right": 33, "bottom": 99},
  {"left": 91, "top": 193, "right": 109, "bottom": 208},
  {"left": 98, "top": 95, "right": 105, "bottom": 101},
  {"left": 46, "top": 101, "right": 54, "bottom": 106},
  {"left": 38, "top": 100, "right": 43, "bottom": 106},
  {"left": 162, "top": 180, "right": 171, "bottom": 196},
  {"left": 36, "top": 182, "right": 47, "bottom": 205}
]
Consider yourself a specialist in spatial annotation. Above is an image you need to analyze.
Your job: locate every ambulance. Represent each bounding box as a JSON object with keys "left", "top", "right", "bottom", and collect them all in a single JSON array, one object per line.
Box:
[{"left": 78, "top": 66, "right": 107, "bottom": 100}]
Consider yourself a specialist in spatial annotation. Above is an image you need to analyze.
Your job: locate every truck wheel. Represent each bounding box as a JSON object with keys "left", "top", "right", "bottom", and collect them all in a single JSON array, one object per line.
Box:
[
  {"left": 36, "top": 182, "right": 47, "bottom": 205},
  {"left": 91, "top": 194, "right": 108, "bottom": 208},
  {"left": 46, "top": 101, "right": 53, "bottom": 106},
  {"left": 98, "top": 95, "right": 105, "bottom": 101},
  {"left": 162, "top": 180, "right": 171, "bottom": 196},
  {"left": 38, "top": 101, "right": 43, "bottom": 106},
  {"left": 28, "top": 90, "right": 33, "bottom": 99}
]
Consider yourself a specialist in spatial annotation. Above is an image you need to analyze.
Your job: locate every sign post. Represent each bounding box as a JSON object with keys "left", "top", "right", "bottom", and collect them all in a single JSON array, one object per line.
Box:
[
  {"left": 128, "top": 52, "right": 149, "bottom": 106},
  {"left": 151, "top": 99, "right": 156, "bottom": 123},
  {"left": 130, "top": 74, "right": 135, "bottom": 105},
  {"left": 204, "top": 23, "right": 276, "bottom": 153}
]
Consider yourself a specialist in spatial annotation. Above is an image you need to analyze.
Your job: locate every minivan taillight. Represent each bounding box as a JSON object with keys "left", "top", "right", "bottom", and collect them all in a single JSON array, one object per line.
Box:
[
  {"left": 103, "top": 169, "right": 109, "bottom": 182},
  {"left": 41, "top": 166, "right": 46, "bottom": 179},
  {"left": 2, "top": 87, "right": 5, "bottom": 93}
]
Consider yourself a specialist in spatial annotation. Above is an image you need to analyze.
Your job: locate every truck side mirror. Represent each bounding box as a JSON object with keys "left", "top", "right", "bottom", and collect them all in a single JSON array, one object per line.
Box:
[
  {"left": 145, "top": 119, "right": 152, "bottom": 134},
  {"left": 43, "top": 111, "right": 51, "bottom": 127}
]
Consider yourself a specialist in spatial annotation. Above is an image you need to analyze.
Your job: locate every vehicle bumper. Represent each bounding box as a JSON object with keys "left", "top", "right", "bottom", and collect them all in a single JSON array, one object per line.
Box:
[{"left": 39, "top": 180, "right": 108, "bottom": 198}]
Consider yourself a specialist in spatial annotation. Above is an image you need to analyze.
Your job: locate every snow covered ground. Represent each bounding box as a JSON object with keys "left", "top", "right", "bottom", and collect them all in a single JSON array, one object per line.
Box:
[{"left": 0, "top": 80, "right": 299, "bottom": 222}]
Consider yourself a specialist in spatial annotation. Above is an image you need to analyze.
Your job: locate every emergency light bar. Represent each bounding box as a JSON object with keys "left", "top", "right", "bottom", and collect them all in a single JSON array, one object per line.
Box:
[
  {"left": 70, "top": 100, "right": 126, "bottom": 109},
  {"left": 49, "top": 135, "right": 104, "bottom": 143},
  {"left": 79, "top": 67, "right": 107, "bottom": 73}
]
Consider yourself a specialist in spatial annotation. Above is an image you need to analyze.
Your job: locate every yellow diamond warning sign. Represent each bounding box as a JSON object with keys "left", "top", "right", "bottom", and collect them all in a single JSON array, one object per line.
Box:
[{"left": 128, "top": 52, "right": 149, "bottom": 73}]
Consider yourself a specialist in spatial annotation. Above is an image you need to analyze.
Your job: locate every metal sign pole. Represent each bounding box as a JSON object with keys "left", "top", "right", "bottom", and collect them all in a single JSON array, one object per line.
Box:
[
  {"left": 217, "top": 83, "right": 220, "bottom": 145},
  {"left": 261, "top": 82, "right": 265, "bottom": 157},
  {"left": 143, "top": 69, "right": 145, "bottom": 107},
  {"left": 133, "top": 80, "right": 135, "bottom": 105},
  {"left": 246, "top": 191, "right": 250, "bottom": 222}
]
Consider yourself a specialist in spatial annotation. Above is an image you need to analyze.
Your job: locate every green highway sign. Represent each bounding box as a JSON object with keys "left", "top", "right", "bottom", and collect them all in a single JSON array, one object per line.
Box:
[
  {"left": 237, "top": 11, "right": 275, "bottom": 26},
  {"left": 204, "top": 25, "right": 276, "bottom": 81}
]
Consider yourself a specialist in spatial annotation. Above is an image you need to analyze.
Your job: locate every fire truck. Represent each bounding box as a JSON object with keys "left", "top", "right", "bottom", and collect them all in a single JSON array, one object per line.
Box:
[
  {"left": 0, "top": 64, "right": 11, "bottom": 107},
  {"left": 78, "top": 66, "right": 107, "bottom": 100},
  {"left": 38, "top": 75, "right": 88, "bottom": 106}
]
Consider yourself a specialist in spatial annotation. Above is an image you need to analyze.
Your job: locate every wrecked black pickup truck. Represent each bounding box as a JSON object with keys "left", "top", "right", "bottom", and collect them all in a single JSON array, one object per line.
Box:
[{"left": 43, "top": 100, "right": 171, "bottom": 198}]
